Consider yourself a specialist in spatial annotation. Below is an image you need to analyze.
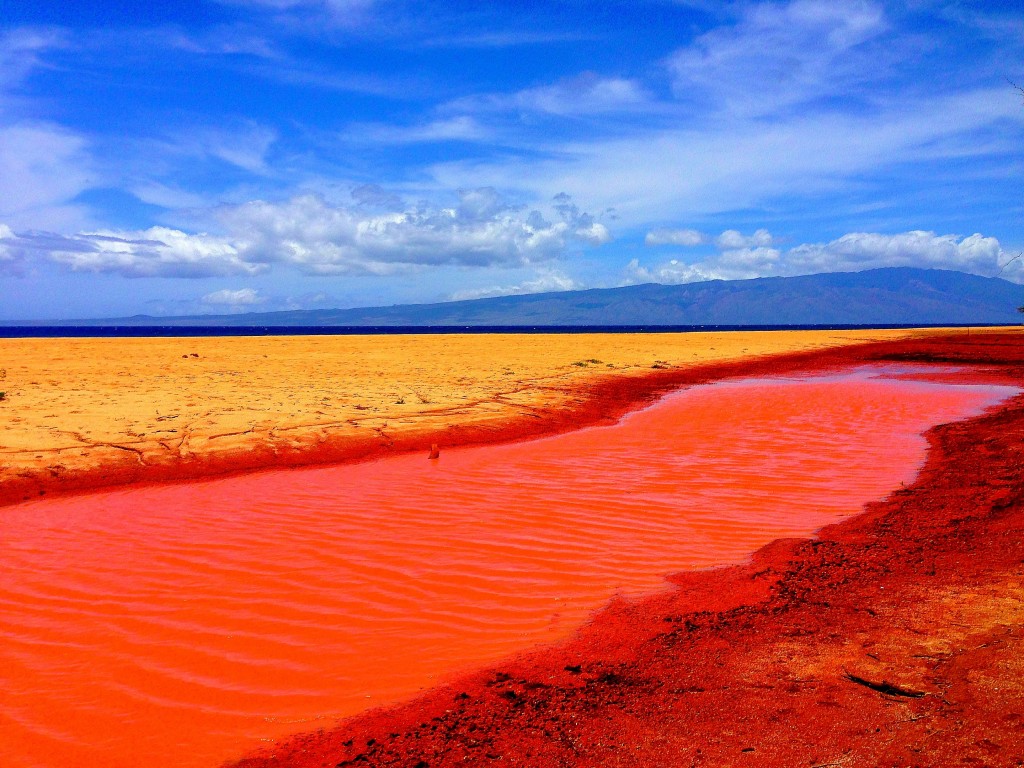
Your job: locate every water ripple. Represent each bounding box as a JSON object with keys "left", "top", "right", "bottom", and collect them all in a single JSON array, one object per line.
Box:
[{"left": 0, "top": 364, "right": 1016, "bottom": 768}]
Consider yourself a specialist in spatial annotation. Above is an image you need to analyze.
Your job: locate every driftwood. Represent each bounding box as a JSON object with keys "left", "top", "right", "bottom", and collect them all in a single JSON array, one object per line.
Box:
[{"left": 842, "top": 669, "right": 925, "bottom": 698}]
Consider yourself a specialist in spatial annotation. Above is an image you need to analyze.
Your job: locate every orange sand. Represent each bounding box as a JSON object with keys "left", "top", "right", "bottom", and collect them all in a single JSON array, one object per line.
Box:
[{"left": 0, "top": 327, "right": 991, "bottom": 506}]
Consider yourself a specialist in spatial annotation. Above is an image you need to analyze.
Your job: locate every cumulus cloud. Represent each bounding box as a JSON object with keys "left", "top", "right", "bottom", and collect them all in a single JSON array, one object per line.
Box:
[
  {"left": 784, "top": 231, "right": 1004, "bottom": 275},
  {"left": 201, "top": 288, "right": 265, "bottom": 307},
  {"left": 220, "top": 191, "right": 609, "bottom": 275},
  {"left": 1, "top": 189, "right": 610, "bottom": 278},
  {"left": 644, "top": 228, "right": 771, "bottom": 249},
  {"left": 627, "top": 230, "right": 1019, "bottom": 284},
  {"left": 449, "top": 270, "right": 581, "bottom": 301},
  {"left": 645, "top": 228, "right": 705, "bottom": 247},
  {"left": 549, "top": 192, "right": 611, "bottom": 245},
  {"left": 715, "top": 228, "right": 774, "bottom": 248},
  {"left": 626, "top": 257, "right": 708, "bottom": 285},
  {"left": 350, "top": 183, "right": 403, "bottom": 209}
]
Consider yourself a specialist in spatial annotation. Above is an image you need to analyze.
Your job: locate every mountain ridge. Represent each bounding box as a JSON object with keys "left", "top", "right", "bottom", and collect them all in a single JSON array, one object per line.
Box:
[{"left": 9, "top": 267, "right": 1023, "bottom": 326}]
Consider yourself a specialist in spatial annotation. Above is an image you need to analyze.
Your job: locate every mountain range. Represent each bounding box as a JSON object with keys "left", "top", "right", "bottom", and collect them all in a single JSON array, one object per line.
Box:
[{"left": 15, "top": 267, "right": 1024, "bottom": 327}]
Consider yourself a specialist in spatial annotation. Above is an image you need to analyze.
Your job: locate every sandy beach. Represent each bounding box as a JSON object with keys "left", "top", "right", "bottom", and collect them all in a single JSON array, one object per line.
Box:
[
  {"left": 2, "top": 327, "right": 1022, "bottom": 767},
  {"left": 0, "top": 327, "right": 954, "bottom": 508}
]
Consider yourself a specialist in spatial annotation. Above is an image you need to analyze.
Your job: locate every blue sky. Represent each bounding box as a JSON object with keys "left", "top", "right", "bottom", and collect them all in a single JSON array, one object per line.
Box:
[{"left": 1, "top": 0, "right": 1023, "bottom": 320}]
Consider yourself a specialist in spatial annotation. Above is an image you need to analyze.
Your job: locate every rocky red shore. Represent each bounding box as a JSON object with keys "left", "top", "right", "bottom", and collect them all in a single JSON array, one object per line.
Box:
[{"left": 228, "top": 333, "right": 1024, "bottom": 768}]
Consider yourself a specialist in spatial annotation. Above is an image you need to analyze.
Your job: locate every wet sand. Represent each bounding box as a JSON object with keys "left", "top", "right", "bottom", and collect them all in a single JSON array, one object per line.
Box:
[
  {"left": 223, "top": 331, "right": 1024, "bottom": 768},
  {"left": 4, "top": 362, "right": 1011, "bottom": 768},
  {"left": 0, "top": 328, "right": 959, "bottom": 508},
  {"left": 2, "top": 327, "right": 1022, "bottom": 767}
]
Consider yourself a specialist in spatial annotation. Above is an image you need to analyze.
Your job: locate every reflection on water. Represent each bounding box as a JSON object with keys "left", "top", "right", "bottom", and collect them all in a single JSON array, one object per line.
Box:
[{"left": 0, "top": 365, "right": 1015, "bottom": 768}]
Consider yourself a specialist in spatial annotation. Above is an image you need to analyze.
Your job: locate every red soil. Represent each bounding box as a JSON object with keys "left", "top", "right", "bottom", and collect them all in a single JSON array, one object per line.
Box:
[{"left": 227, "top": 333, "right": 1024, "bottom": 768}]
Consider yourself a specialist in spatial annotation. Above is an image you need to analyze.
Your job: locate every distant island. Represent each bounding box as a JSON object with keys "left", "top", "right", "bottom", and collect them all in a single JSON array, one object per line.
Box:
[{"left": 7, "top": 267, "right": 1023, "bottom": 327}]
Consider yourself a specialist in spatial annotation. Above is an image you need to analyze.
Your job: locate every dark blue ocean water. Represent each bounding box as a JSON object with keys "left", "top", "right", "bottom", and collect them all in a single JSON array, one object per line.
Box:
[{"left": 0, "top": 323, "right": 1003, "bottom": 338}]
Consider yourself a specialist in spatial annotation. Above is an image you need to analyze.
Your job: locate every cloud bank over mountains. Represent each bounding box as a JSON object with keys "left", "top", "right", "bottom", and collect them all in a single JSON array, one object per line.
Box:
[{"left": 631, "top": 229, "right": 1014, "bottom": 284}]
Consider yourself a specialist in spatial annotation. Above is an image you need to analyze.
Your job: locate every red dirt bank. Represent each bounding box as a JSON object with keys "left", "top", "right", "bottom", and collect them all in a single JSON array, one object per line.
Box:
[{"left": 228, "top": 334, "right": 1024, "bottom": 768}]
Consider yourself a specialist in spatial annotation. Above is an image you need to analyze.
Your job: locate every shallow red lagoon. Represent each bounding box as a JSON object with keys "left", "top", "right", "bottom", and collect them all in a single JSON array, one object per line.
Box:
[{"left": 0, "top": 365, "right": 1016, "bottom": 768}]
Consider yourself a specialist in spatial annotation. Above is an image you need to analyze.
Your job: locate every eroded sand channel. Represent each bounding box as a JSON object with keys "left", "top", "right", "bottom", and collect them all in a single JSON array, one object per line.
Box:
[{"left": 0, "top": 364, "right": 1016, "bottom": 768}]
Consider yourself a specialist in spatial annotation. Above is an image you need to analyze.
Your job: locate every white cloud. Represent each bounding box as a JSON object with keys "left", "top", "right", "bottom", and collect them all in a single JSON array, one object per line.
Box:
[
  {"left": 784, "top": 231, "right": 1004, "bottom": 275},
  {"left": 645, "top": 228, "right": 705, "bottom": 246},
  {"left": 162, "top": 28, "right": 280, "bottom": 59},
  {"left": 516, "top": 74, "right": 648, "bottom": 116},
  {"left": 129, "top": 182, "right": 211, "bottom": 210},
  {"left": 626, "top": 257, "right": 709, "bottom": 284},
  {"left": 430, "top": 86, "right": 1022, "bottom": 227},
  {"left": 667, "top": 0, "right": 889, "bottom": 117},
  {"left": 202, "top": 287, "right": 265, "bottom": 306},
  {"left": 281, "top": 290, "right": 336, "bottom": 309},
  {"left": 205, "top": 126, "right": 278, "bottom": 174},
  {"left": 213, "top": 0, "right": 377, "bottom": 29},
  {"left": 450, "top": 73, "right": 649, "bottom": 117},
  {"left": 0, "top": 28, "right": 64, "bottom": 91},
  {"left": 626, "top": 230, "right": 1021, "bottom": 284},
  {"left": 449, "top": 270, "right": 581, "bottom": 301},
  {"left": 349, "top": 183, "right": 403, "bottom": 209},
  {"left": 0, "top": 122, "right": 94, "bottom": 230},
  {"left": 216, "top": 0, "right": 374, "bottom": 12},
  {"left": 0, "top": 223, "right": 16, "bottom": 268},
  {"left": 549, "top": 192, "right": 611, "bottom": 245},
  {"left": 715, "top": 228, "right": 773, "bottom": 248},
  {"left": 421, "top": 31, "right": 598, "bottom": 49},
  {"left": 219, "top": 191, "right": 610, "bottom": 275},
  {"left": 346, "top": 116, "right": 487, "bottom": 144},
  {"left": 5, "top": 227, "right": 258, "bottom": 278},
  {"left": 157, "top": 122, "right": 278, "bottom": 175},
  {"left": 421, "top": 4, "right": 1023, "bottom": 232},
  {"left": 2, "top": 189, "right": 610, "bottom": 278},
  {"left": 0, "top": 34, "right": 95, "bottom": 230}
]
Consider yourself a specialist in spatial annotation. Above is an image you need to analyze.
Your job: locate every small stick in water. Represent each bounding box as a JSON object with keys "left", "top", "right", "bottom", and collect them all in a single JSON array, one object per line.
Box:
[{"left": 428, "top": 444, "right": 440, "bottom": 460}]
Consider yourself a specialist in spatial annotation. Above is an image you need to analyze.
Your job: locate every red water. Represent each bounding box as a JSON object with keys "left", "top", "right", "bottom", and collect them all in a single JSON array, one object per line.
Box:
[{"left": 0, "top": 366, "right": 1015, "bottom": 768}]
